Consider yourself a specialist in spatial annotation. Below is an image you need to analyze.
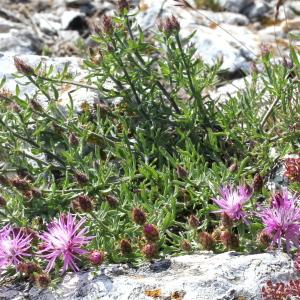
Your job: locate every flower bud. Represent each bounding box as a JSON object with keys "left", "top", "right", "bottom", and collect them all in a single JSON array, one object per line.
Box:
[
  {"left": 72, "top": 195, "right": 93, "bottom": 212},
  {"left": 17, "top": 262, "right": 39, "bottom": 275},
  {"left": 118, "top": 0, "right": 129, "bottom": 13},
  {"left": 102, "top": 15, "right": 113, "bottom": 34},
  {"left": 0, "top": 195, "right": 6, "bottom": 207},
  {"left": 89, "top": 250, "right": 105, "bottom": 266},
  {"left": 106, "top": 195, "right": 119, "bottom": 208},
  {"left": 0, "top": 175, "right": 10, "bottom": 186},
  {"left": 120, "top": 239, "right": 132, "bottom": 255},
  {"left": 252, "top": 173, "right": 264, "bottom": 192},
  {"left": 260, "top": 44, "right": 271, "bottom": 57},
  {"left": 284, "top": 158, "right": 300, "bottom": 183},
  {"left": 143, "top": 224, "right": 159, "bottom": 242},
  {"left": 181, "top": 240, "right": 192, "bottom": 252},
  {"left": 199, "top": 232, "right": 215, "bottom": 250},
  {"left": 220, "top": 231, "right": 239, "bottom": 250},
  {"left": 228, "top": 163, "right": 237, "bottom": 173},
  {"left": 188, "top": 214, "right": 200, "bottom": 229},
  {"left": 31, "top": 188, "right": 42, "bottom": 199},
  {"left": 10, "top": 102, "right": 21, "bottom": 113},
  {"left": 142, "top": 243, "right": 157, "bottom": 259},
  {"left": 161, "top": 16, "right": 180, "bottom": 35},
  {"left": 221, "top": 213, "right": 233, "bottom": 229},
  {"left": 132, "top": 208, "right": 147, "bottom": 225},
  {"left": 14, "top": 57, "right": 35, "bottom": 76},
  {"left": 30, "top": 99, "right": 43, "bottom": 112},
  {"left": 211, "top": 228, "right": 221, "bottom": 241},
  {"left": 176, "top": 165, "right": 188, "bottom": 179},
  {"left": 69, "top": 133, "right": 79, "bottom": 146},
  {"left": 35, "top": 273, "right": 51, "bottom": 288},
  {"left": 74, "top": 171, "right": 89, "bottom": 185},
  {"left": 10, "top": 177, "right": 31, "bottom": 191},
  {"left": 257, "top": 230, "right": 272, "bottom": 248}
]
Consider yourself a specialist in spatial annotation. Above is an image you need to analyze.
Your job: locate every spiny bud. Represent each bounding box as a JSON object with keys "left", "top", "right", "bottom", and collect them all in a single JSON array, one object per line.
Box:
[
  {"left": 257, "top": 230, "right": 272, "bottom": 248},
  {"left": 120, "top": 239, "right": 132, "bottom": 255},
  {"left": 118, "top": 0, "right": 129, "bottom": 13},
  {"left": 30, "top": 99, "right": 43, "bottom": 112},
  {"left": 31, "top": 188, "right": 42, "bottom": 199},
  {"left": 228, "top": 163, "right": 237, "bottom": 173},
  {"left": 74, "top": 171, "right": 89, "bottom": 185},
  {"left": 220, "top": 231, "right": 239, "bottom": 250},
  {"left": 132, "top": 208, "right": 147, "bottom": 225},
  {"left": 35, "top": 273, "right": 51, "bottom": 288},
  {"left": 106, "top": 195, "right": 119, "bottom": 208},
  {"left": 250, "top": 62, "right": 258, "bottom": 74},
  {"left": 89, "top": 250, "right": 105, "bottom": 266},
  {"left": 211, "top": 228, "right": 221, "bottom": 241},
  {"left": 17, "top": 262, "right": 39, "bottom": 275},
  {"left": 221, "top": 213, "right": 233, "bottom": 229},
  {"left": 181, "top": 240, "right": 192, "bottom": 252},
  {"left": 10, "top": 177, "right": 31, "bottom": 191},
  {"left": 72, "top": 195, "right": 93, "bottom": 212},
  {"left": 160, "top": 16, "right": 180, "bottom": 35},
  {"left": 0, "top": 175, "right": 10, "bottom": 186},
  {"left": 10, "top": 102, "right": 21, "bottom": 113},
  {"left": 142, "top": 243, "right": 157, "bottom": 259},
  {"left": 14, "top": 57, "right": 35, "bottom": 76},
  {"left": 188, "top": 214, "right": 200, "bottom": 229},
  {"left": 69, "top": 133, "right": 79, "bottom": 146},
  {"left": 283, "top": 57, "right": 293, "bottom": 69},
  {"left": 0, "top": 195, "right": 6, "bottom": 207},
  {"left": 102, "top": 15, "right": 113, "bottom": 34},
  {"left": 199, "top": 232, "right": 215, "bottom": 250},
  {"left": 260, "top": 44, "right": 271, "bottom": 56},
  {"left": 143, "top": 224, "right": 160, "bottom": 242},
  {"left": 176, "top": 165, "right": 188, "bottom": 179},
  {"left": 252, "top": 173, "right": 263, "bottom": 192}
]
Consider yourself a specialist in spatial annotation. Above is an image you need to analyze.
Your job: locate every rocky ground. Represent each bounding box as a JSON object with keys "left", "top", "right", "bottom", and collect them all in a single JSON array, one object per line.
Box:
[
  {"left": 1, "top": 252, "right": 297, "bottom": 300},
  {"left": 1, "top": 0, "right": 300, "bottom": 74}
]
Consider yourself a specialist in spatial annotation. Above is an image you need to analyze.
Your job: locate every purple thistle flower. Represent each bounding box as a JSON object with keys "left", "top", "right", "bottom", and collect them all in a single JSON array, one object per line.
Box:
[
  {"left": 0, "top": 225, "right": 32, "bottom": 269},
  {"left": 258, "top": 189, "right": 300, "bottom": 252},
  {"left": 213, "top": 185, "right": 252, "bottom": 222},
  {"left": 39, "top": 213, "right": 93, "bottom": 273}
]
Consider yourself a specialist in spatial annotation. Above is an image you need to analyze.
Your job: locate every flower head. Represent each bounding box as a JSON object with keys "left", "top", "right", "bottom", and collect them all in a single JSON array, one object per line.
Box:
[
  {"left": 258, "top": 189, "right": 300, "bottom": 252},
  {"left": 39, "top": 213, "right": 93, "bottom": 273},
  {"left": 0, "top": 225, "right": 32, "bottom": 269},
  {"left": 89, "top": 250, "right": 104, "bottom": 266},
  {"left": 213, "top": 185, "right": 252, "bottom": 222}
]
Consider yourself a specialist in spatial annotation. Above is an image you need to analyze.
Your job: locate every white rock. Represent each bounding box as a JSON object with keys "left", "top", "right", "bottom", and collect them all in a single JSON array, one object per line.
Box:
[
  {"left": 0, "top": 252, "right": 297, "bottom": 300},
  {"left": 33, "top": 13, "right": 62, "bottom": 35}
]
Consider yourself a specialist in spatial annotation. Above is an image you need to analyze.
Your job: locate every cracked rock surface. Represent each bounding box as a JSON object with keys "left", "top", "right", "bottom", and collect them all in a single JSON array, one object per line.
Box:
[{"left": 1, "top": 252, "right": 296, "bottom": 300}]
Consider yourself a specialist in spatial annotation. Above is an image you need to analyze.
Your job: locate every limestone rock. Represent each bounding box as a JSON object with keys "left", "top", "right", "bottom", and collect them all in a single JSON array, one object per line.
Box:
[{"left": 0, "top": 252, "right": 297, "bottom": 300}]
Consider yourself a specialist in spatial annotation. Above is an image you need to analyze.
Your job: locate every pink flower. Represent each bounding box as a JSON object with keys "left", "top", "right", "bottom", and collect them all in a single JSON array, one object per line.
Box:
[
  {"left": 0, "top": 225, "right": 32, "bottom": 269},
  {"left": 258, "top": 190, "right": 300, "bottom": 252},
  {"left": 39, "top": 213, "right": 93, "bottom": 273},
  {"left": 213, "top": 185, "right": 252, "bottom": 222}
]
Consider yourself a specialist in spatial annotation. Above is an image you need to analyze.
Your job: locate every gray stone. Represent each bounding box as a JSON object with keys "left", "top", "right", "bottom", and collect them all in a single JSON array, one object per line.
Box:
[
  {"left": 0, "top": 252, "right": 297, "bottom": 300},
  {"left": 216, "top": 0, "right": 254, "bottom": 13},
  {"left": 61, "top": 10, "right": 86, "bottom": 30},
  {"left": 244, "top": 0, "right": 272, "bottom": 21},
  {"left": 65, "top": 0, "right": 91, "bottom": 5}
]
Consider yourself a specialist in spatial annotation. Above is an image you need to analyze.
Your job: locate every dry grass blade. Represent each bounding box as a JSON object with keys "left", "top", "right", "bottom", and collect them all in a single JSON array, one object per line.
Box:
[
  {"left": 275, "top": 0, "right": 284, "bottom": 20},
  {"left": 174, "top": 0, "right": 194, "bottom": 9}
]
